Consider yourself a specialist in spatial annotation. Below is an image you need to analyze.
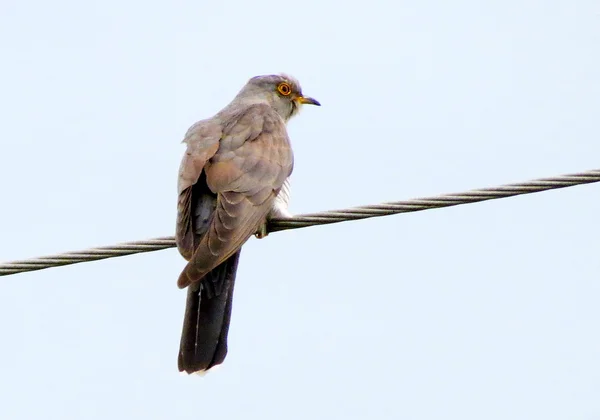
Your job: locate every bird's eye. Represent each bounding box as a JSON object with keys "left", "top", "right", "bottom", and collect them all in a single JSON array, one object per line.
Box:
[{"left": 277, "top": 82, "right": 292, "bottom": 96}]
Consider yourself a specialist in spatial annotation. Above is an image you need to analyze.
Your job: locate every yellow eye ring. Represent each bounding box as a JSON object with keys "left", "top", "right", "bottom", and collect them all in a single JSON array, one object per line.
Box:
[{"left": 277, "top": 82, "right": 292, "bottom": 96}]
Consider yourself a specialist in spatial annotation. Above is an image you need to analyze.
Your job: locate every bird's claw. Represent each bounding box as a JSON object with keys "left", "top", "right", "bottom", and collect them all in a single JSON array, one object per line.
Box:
[{"left": 255, "top": 222, "right": 269, "bottom": 239}]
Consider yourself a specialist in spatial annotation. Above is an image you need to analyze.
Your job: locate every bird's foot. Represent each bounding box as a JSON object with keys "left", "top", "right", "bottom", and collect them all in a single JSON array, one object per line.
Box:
[{"left": 255, "top": 222, "right": 268, "bottom": 239}]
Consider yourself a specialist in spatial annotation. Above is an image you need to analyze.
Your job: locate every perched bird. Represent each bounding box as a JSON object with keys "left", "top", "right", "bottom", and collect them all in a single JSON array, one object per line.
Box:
[{"left": 175, "top": 74, "right": 320, "bottom": 374}]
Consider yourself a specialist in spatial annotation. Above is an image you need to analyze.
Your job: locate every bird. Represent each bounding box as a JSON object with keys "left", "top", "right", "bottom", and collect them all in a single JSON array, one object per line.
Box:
[{"left": 175, "top": 74, "right": 320, "bottom": 374}]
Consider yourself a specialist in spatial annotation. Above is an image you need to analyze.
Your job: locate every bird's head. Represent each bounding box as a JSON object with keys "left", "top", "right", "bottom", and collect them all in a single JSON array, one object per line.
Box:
[{"left": 236, "top": 74, "right": 320, "bottom": 120}]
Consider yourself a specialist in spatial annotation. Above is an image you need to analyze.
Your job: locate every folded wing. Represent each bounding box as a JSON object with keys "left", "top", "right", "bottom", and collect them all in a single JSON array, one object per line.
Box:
[{"left": 175, "top": 103, "right": 293, "bottom": 288}]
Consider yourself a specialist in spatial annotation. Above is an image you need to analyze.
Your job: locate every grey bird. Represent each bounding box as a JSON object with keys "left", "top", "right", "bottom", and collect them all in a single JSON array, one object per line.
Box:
[{"left": 175, "top": 74, "right": 320, "bottom": 374}]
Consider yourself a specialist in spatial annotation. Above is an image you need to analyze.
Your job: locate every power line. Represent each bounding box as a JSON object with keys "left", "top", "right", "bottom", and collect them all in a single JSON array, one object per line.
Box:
[{"left": 1, "top": 168, "right": 599, "bottom": 277}]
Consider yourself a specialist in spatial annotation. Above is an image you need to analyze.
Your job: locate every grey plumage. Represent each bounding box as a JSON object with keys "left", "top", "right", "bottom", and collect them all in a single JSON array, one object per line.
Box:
[{"left": 175, "top": 74, "right": 319, "bottom": 374}]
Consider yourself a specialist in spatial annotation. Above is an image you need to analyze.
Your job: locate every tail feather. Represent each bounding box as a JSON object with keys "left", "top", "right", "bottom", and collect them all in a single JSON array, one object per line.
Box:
[{"left": 178, "top": 251, "right": 241, "bottom": 374}]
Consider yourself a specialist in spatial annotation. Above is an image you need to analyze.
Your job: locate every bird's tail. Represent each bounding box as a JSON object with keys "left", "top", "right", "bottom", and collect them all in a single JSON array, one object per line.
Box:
[{"left": 178, "top": 251, "right": 241, "bottom": 374}]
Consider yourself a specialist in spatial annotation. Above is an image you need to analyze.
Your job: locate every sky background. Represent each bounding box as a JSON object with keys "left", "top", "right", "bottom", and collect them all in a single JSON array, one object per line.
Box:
[{"left": 1, "top": 0, "right": 599, "bottom": 419}]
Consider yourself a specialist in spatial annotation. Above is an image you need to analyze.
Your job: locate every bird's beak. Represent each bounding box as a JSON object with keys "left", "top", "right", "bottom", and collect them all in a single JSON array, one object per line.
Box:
[{"left": 295, "top": 96, "right": 321, "bottom": 106}]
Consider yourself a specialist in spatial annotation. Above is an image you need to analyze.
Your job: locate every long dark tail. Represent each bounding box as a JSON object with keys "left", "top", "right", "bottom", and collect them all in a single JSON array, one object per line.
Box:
[{"left": 178, "top": 251, "right": 241, "bottom": 374}]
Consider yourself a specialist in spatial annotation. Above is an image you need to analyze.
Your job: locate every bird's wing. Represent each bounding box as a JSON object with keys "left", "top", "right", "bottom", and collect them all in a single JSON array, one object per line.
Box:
[
  {"left": 177, "top": 103, "right": 293, "bottom": 288},
  {"left": 176, "top": 120, "right": 222, "bottom": 260}
]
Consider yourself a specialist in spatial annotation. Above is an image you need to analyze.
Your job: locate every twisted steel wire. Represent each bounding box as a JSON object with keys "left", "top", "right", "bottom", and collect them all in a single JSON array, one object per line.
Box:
[{"left": 1, "top": 168, "right": 599, "bottom": 277}]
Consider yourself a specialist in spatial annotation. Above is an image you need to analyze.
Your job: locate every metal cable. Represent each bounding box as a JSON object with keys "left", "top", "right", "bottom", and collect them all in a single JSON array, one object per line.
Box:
[{"left": 1, "top": 168, "right": 599, "bottom": 277}]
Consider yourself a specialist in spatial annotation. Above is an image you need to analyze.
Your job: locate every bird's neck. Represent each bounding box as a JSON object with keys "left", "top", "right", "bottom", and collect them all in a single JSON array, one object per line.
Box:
[{"left": 222, "top": 95, "right": 293, "bottom": 123}]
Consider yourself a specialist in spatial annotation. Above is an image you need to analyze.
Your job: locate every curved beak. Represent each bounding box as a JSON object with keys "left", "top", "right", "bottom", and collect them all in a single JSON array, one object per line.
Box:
[{"left": 296, "top": 96, "right": 321, "bottom": 106}]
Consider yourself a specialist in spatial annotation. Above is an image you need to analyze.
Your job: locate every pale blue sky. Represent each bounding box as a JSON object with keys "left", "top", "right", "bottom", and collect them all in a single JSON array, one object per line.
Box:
[{"left": 1, "top": 0, "right": 599, "bottom": 419}]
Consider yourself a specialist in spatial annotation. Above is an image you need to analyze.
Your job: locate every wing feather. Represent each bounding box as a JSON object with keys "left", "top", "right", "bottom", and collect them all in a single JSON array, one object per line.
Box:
[{"left": 176, "top": 121, "right": 222, "bottom": 260}]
